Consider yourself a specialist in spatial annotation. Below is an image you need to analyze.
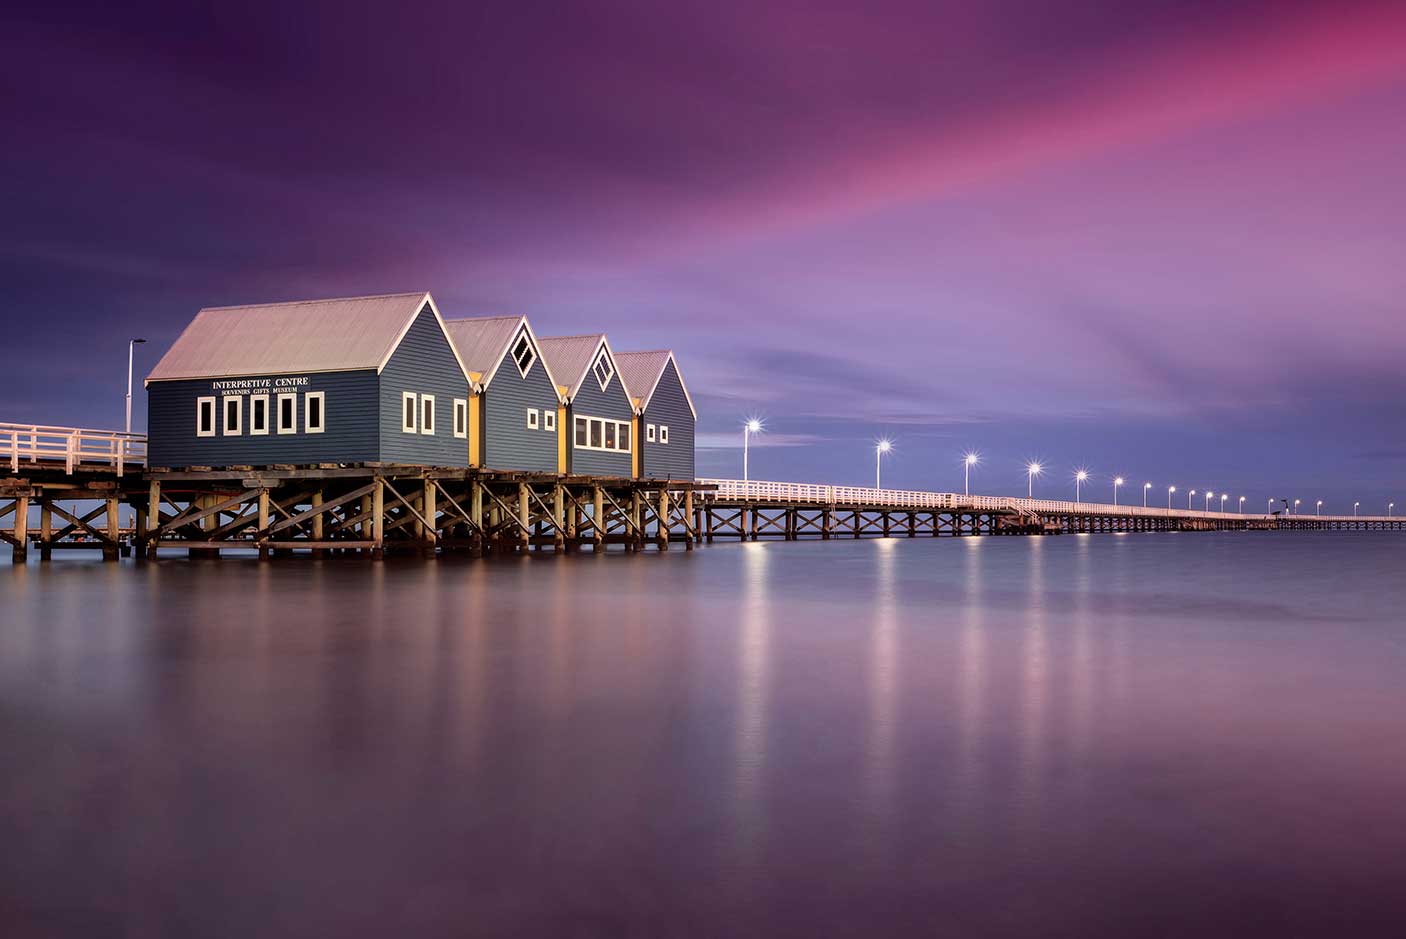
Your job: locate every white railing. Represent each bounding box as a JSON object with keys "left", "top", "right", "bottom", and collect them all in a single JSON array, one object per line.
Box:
[
  {"left": 2, "top": 423, "right": 147, "bottom": 476},
  {"left": 696, "top": 479, "right": 1399, "bottom": 523}
]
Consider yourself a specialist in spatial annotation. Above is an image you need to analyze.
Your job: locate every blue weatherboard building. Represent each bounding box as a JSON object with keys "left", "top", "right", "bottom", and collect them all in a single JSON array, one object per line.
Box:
[
  {"left": 538, "top": 335, "right": 635, "bottom": 478},
  {"left": 442, "top": 315, "right": 562, "bottom": 473},
  {"left": 615, "top": 351, "right": 696, "bottom": 480},
  {"left": 144, "top": 292, "right": 473, "bottom": 468}
]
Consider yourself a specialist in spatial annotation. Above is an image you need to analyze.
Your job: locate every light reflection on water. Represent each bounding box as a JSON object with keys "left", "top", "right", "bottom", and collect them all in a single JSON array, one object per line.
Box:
[{"left": 4, "top": 533, "right": 1406, "bottom": 936}]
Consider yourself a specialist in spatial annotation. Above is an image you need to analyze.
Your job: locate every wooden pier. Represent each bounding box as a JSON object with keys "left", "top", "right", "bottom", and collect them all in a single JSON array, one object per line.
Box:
[{"left": 7, "top": 427, "right": 1406, "bottom": 563}]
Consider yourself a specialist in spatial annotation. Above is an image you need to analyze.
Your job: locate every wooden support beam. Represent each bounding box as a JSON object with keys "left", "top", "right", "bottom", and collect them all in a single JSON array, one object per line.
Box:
[
  {"left": 593, "top": 487, "right": 605, "bottom": 551},
  {"left": 371, "top": 478, "right": 384, "bottom": 558},
  {"left": 12, "top": 494, "right": 28, "bottom": 562},
  {"left": 39, "top": 498, "right": 52, "bottom": 561},
  {"left": 257, "top": 489, "right": 271, "bottom": 560}
]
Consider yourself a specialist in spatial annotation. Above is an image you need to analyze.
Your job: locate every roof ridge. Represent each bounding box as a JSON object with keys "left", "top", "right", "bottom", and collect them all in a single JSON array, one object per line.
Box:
[
  {"left": 540, "top": 333, "right": 605, "bottom": 341},
  {"left": 444, "top": 314, "right": 522, "bottom": 323},
  {"left": 199, "top": 291, "right": 428, "bottom": 313},
  {"left": 616, "top": 349, "right": 672, "bottom": 356}
]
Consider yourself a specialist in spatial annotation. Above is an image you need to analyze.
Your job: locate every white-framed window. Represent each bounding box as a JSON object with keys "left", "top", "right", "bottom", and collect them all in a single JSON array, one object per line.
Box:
[
  {"left": 646, "top": 423, "right": 656, "bottom": 443},
  {"left": 453, "top": 399, "right": 468, "bottom": 439},
  {"left": 527, "top": 408, "right": 539, "bottom": 430},
  {"left": 592, "top": 349, "right": 614, "bottom": 390},
  {"left": 249, "top": 394, "right": 269, "bottom": 435},
  {"left": 543, "top": 410, "right": 556, "bottom": 432},
  {"left": 659, "top": 425, "right": 669, "bottom": 445},
  {"left": 511, "top": 329, "right": 536, "bottom": 377},
  {"left": 304, "top": 391, "right": 325, "bottom": 434},
  {"left": 573, "top": 414, "right": 632, "bottom": 453},
  {"left": 222, "top": 396, "right": 242, "bottom": 436},
  {"left": 421, "top": 394, "right": 435, "bottom": 435},
  {"left": 196, "top": 397, "right": 216, "bottom": 437},
  {"left": 277, "top": 393, "right": 298, "bottom": 434},
  {"left": 402, "top": 392, "right": 418, "bottom": 433}
]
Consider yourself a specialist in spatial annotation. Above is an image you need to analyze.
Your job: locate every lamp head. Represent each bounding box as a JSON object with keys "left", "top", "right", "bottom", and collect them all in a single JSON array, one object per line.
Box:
[
  {"left": 1169, "top": 485, "right": 1176, "bottom": 493},
  {"left": 1114, "top": 477, "right": 1124, "bottom": 486},
  {"left": 1076, "top": 470, "right": 1089, "bottom": 482},
  {"left": 745, "top": 419, "right": 762, "bottom": 434},
  {"left": 132, "top": 337, "right": 147, "bottom": 344},
  {"left": 1027, "top": 462, "right": 1043, "bottom": 476},
  {"left": 964, "top": 452, "right": 978, "bottom": 466},
  {"left": 877, "top": 439, "right": 892, "bottom": 454}
]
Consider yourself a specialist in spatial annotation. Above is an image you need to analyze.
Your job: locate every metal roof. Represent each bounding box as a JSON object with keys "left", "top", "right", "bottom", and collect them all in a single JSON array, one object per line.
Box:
[
  {"left": 443, "top": 315, "right": 561, "bottom": 393},
  {"left": 614, "top": 350, "right": 697, "bottom": 418},
  {"left": 538, "top": 334, "right": 616, "bottom": 401},
  {"left": 145, "top": 291, "right": 469, "bottom": 383}
]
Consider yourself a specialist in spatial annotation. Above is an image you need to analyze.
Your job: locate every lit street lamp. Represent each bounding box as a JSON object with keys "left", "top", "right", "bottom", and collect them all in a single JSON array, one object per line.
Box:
[
  {"left": 742, "top": 419, "right": 763, "bottom": 483},
  {"left": 1267, "top": 497, "right": 1273, "bottom": 515},
  {"left": 1188, "top": 489, "right": 1196, "bottom": 510},
  {"left": 1113, "top": 476, "right": 1124, "bottom": 506},
  {"left": 1293, "top": 499, "right": 1301, "bottom": 515},
  {"left": 1220, "top": 494, "right": 1228, "bottom": 512},
  {"left": 1167, "top": 485, "right": 1176, "bottom": 509},
  {"left": 1204, "top": 491, "right": 1214, "bottom": 512},
  {"left": 1238, "top": 496, "right": 1245, "bottom": 514},
  {"left": 1316, "top": 500, "right": 1323, "bottom": 516},
  {"left": 876, "top": 439, "right": 892, "bottom": 489},
  {"left": 1143, "top": 482, "right": 1152, "bottom": 507},
  {"left": 1075, "top": 469, "right": 1089, "bottom": 502},
  {"left": 963, "top": 452, "right": 979, "bottom": 497},
  {"left": 125, "top": 337, "right": 147, "bottom": 434},
  {"left": 1027, "top": 462, "right": 1043, "bottom": 499},
  {"left": 1390, "top": 502, "right": 1395, "bottom": 517},
  {"left": 1354, "top": 501, "right": 1360, "bottom": 517}
]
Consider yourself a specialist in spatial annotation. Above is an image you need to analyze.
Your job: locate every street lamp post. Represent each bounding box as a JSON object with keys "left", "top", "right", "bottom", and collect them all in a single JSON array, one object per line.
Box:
[
  {"left": 1293, "top": 499, "right": 1301, "bottom": 515},
  {"left": 742, "top": 419, "right": 762, "bottom": 484},
  {"left": 1267, "top": 497, "right": 1273, "bottom": 515},
  {"left": 1238, "top": 496, "right": 1245, "bottom": 514},
  {"left": 1113, "top": 477, "right": 1124, "bottom": 506},
  {"left": 1354, "top": 501, "right": 1360, "bottom": 517},
  {"left": 1390, "top": 502, "right": 1395, "bottom": 517},
  {"left": 964, "top": 452, "right": 978, "bottom": 497},
  {"left": 1188, "top": 489, "right": 1196, "bottom": 510},
  {"left": 1220, "top": 494, "right": 1228, "bottom": 512},
  {"left": 1143, "top": 482, "right": 1152, "bottom": 507},
  {"left": 876, "top": 439, "right": 892, "bottom": 489},
  {"left": 1316, "top": 500, "right": 1323, "bottom": 516},
  {"left": 1204, "top": 491, "right": 1214, "bottom": 512},
  {"left": 125, "top": 338, "right": 147, "bottom": 434},
  {"left": 1027, "top": 462, "right": 1043, "bottom": 499},
  {"left": 1168, "top": 485, "right": 1176, "bottom": 509},
  {"left": 1075, "top": 469, "right": 1089, "bottom": 503}
]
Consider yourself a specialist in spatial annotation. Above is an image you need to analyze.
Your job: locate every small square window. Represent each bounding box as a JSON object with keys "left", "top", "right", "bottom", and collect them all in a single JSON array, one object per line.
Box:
[
  {"left": 304, "top": 391, "right": 325, "bottom": 434},
  {"left": 590, "top": 419, "right": 603, "bottom": 449},
  {"left": 527, "top": 408, "right": 539, "bottom": 430},
  {"left": 277, "top": 393, "right": 298, "bottom": 434},
  {"left": 618, "top": 422, "right": 630, "bottom": 451},
  {"left": 421, "top": 395, "right": 435, "bottom": 435},
  {"left": 659, "top": 425, "right": 669, "bottom": 445},
  {"left": 222, "top": 396, "right": 242, "bottom": 436},
  {"left": 543, "top": 410, "right": 556, "bottom": 432},
  {"left": 575, "top": 417, "right": 588, "bottom": 447},
  {"left": 453, "top": 399, "right": 468, "bottom": 439},
  {"left": 402, "top": 392, "right": 417, "bottom": 433},
  {"left": 196, "top": 397, "right": 216, "bottom": 437},
  {"left": 646, "top": 423, "right": 656, "bottom": 443},
  {"left": 604, "top": 421, "right": 617, "bottom": 449}
]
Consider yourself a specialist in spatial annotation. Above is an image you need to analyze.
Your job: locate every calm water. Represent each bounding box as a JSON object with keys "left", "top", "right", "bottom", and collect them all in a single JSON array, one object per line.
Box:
[{"left": 3, "top": 533, "right": 1406, "bottom": 937}]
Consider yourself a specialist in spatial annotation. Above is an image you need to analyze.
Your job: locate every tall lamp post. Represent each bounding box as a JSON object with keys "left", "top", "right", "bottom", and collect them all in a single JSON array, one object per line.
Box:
[
  {"left": 1238, "top": 496, "right": 1245, "bottom": 514},
  {"left": 1220, "top": 494, "right": 1228, "bottom": 512},
  {"left": 1167, "top": 485, "right": 1176, "bottom": 509},
  {"left": 1075, "top": 469, "right": 1089, "bottom": 503},
  {"left": 1204, "top": 491, "right": 1214, "bottom": 512},
  {"left": 1188, "top": 489, "right": 1196, "bottom": 510},
  {"left": 1390, "top": 502, "right": 1395, "bottom": 517},
  {"left": 125, "top": 337, "right": 147, "bottom": 434},
  {"left": 1113, "top": 476, "right": 1124, "bottom": 506},
  {"left": 1316, "top": 500, "right": 1323, "bottom": 516},
  {"left": 743, "top": 419, "right": 762, "bottom": 484},
  {"left": 1143, "top": 482, "right": 1152, "bottom": 507},
  {"left": 1354, "top": 501, "right": 1360, "bottom": 517},
  {"left": 876, "top": 439, "right": 892, "bottom": 489},
  {"left": 963, "top": 452, "right": 978, "bottom": 497},
  {"left": 1293, "top": 499, "right": 1301, "bottom": 515},
  {"left": 1027, "top": 462, "right": 1043, "bottom": 499}
]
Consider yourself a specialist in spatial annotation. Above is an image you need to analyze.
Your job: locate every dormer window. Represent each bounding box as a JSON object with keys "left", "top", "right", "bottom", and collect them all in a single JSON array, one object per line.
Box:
[
  {"left": 593, "top": 349, "right": 614, "bottom": 390},
  {"left": 511, "top": 330, "right": 536, "bottom": 377}
]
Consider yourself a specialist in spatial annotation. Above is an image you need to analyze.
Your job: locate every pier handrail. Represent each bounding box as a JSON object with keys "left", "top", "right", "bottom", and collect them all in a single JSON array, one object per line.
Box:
[
  {"left": 2, "top": 423, "right": 148, "bottom": 476},
  {"left": 696, "top": 478, "right": 1397, "bottom": 523}
]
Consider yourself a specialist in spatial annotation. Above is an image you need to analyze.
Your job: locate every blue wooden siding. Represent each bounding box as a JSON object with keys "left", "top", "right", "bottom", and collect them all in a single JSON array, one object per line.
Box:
[
  {"left": 640, "top": 359, "right": 695, "bottom": 480},
  {"left": 377, "top": 304, "right": 472, "bottom": 467},
  {"left": 568, "top": 364, "right": 635, "bottom": 476},
  {"left": 146, "top": 371, "right": 379, "bottom": 467},
  {"left": 482, "top": 355, "right": 560, "bottom": 473}
]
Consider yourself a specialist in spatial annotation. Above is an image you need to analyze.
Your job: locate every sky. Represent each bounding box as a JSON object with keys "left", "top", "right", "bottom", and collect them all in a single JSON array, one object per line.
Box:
[{"left": 4, "top": 0, "right": 1406, "bottom": 509}]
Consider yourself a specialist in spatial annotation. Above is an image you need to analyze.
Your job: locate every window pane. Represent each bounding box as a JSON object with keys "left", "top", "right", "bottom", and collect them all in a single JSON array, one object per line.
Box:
[
  {"left": 282, "top": 398, "right": 294, "bottom": 428},
  {"left": 225, "top": 399, "right": 238, "bottom": 431},
  {"left": 575, "top": 417, "right": 588, "bottom": 446},
  {"left": 590, "top": 420, "right": 602, "bottom": 448},
  {"left": 423, "top": 400, "right": 434, "bottom": 433},
  {"left": 252, "top": 398, "right": 265, "bottom": 430},
  {"left": 309, "top": 395, "right": 322, "bottom": 428},
  {"left": 619, "top": 423, "right": 630, "bottom": 450},
  {"left": 200, "top": 402, "right": 212, "bottom": 433},
  {"left": 605, "top": 422, "right": 616, "bottom": 449},
  {"left": 405, "top": 397, "right": 415, "bottom": 428}
]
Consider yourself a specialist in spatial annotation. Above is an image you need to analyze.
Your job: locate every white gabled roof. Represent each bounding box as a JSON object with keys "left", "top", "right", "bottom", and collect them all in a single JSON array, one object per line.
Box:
[
  {"left": 146, "top": 291, "right": 471, "bottom": 385},
  {"left": 538, "top": 334, "right": 622, "bottom": 402},
  {"left": 614, "top": 350, "right": 697, "bottom": 419},
  {"left": 442, "top": 314, "right": 561, "bottom": 395}
]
